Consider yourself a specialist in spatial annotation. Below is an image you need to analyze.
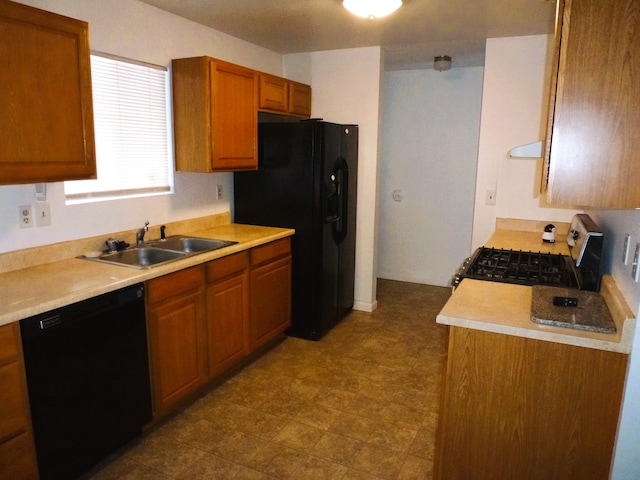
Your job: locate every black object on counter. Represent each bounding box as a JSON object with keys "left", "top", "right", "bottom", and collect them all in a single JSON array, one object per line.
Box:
[{"left": 553, "top": 296, "right": 578, "bottom": 307}]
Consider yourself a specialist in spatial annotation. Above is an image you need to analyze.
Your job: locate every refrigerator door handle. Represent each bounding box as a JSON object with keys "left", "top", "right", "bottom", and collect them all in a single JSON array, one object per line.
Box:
[
  {"left": 325, "top": 173, "right": 340, "bottom": 224},
  {"left": 334, "top": 158, "right": 349, "bottom": 244}
]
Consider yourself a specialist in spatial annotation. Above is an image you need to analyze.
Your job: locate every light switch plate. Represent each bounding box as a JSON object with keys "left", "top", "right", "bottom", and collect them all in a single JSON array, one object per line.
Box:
[{"left": 34, "top": 202, "right": 52, "bottom": 227}]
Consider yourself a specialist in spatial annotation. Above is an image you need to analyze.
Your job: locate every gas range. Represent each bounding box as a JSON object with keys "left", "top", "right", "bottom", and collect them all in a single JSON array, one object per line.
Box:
[{"left": 453, "top": 214, "right": 603, "bottom": 292}]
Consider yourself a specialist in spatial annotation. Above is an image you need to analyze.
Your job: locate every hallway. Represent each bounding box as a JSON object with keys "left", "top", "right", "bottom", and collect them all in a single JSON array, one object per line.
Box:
[{"left": 86, "top": 280, "right": 451, "bottom": 480}]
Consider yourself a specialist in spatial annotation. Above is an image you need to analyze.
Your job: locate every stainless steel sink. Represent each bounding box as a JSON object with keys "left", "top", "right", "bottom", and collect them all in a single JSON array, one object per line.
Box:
[
  {"left": 82, "top": 235, "right": 237, "bottom": 269},
  {"left": 147, "top": 236, "right": 237, "bottom": 253},
  {"left": 95, "top": 247, "right": 187, "bottom": 269}
]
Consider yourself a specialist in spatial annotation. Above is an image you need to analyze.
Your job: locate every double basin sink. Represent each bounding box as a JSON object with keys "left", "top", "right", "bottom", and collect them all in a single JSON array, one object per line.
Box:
[{"left": 88, "top": 236, "right": 237, "bottom": 269}]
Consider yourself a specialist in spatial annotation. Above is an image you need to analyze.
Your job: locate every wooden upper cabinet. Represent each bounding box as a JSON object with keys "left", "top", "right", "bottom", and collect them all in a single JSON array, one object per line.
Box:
[
  {"left": 543, "top": 0, "right": 640, "bottom": 208},
  {"left": 0, "top": 0, "right": 96, "bottom": 185},
  {"left": 172, "top": 56, "right": 257, "bottom": 172},
  {"left": 288, "top": 80, "right": 312, "bottom": 117},
  {"left": 258, "top": 73, "right": 312, "bottom": 118},
  {"left": 258, "top": 73, "right": 288, "bottom": 113}
]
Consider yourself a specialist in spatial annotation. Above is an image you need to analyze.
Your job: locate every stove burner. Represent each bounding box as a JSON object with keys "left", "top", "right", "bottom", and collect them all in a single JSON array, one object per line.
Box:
[{"left": 455, "top": 247, "right": 579, "bottom": 289}]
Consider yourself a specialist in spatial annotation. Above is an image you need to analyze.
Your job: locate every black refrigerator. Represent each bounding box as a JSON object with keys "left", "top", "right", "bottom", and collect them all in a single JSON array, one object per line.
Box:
[{"left": 234, "top": 120, "right": 358, "bottom": 340}]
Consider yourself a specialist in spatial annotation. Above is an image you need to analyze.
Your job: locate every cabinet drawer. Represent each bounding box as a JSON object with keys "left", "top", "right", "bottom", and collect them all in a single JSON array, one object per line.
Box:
[
  {"left": 206, "top": 252, "right": 248, "bottom": 283},
  {"left": 250, "top": 238, "right": 291, "bottom": 266},
  {"left": 0, "top": 324, "right": 19, "bottom": 365},
  {"left": 146, "top": 266, "right": 203, "bottom": 305}
]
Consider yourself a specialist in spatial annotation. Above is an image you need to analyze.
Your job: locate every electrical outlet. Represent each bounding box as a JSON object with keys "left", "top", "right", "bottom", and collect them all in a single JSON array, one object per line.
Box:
[
  {"left": 623, "top": 234, "right": 631, "bottom": 265},
  {"left": 19, "top": 205, "right": 33, "bottom": 229},
  {"left": 216, "top": 184, "right": 223, "bottom": 200},
  {"left": 34, "top": 202, "right": 52, "bottom": 227},
  {"left": 633, "top": 243, "right": 640, "bottom": 282},
  {"left": 485, "top": 189, "right": 496, "bottom": 205}
]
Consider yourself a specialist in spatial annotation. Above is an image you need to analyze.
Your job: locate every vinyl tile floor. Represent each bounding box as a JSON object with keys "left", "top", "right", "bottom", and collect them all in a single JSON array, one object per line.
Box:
[{"left": 84, "top": 279, "right": 451, "bottom": 480}]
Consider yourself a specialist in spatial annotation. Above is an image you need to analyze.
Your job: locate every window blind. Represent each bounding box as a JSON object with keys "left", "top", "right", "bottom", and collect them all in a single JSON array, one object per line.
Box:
[{"left": 65, "top": 53, "right": 172, "bottom": 203}]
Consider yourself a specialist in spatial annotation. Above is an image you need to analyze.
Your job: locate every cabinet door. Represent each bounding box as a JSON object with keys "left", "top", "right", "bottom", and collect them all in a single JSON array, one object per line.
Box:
[
  {"left": 250, "top": 255, "right": 292, "bottom": 350},
  {"left": 544, "top": 0, "right": 640, "bottom": 208},
  {"left": 172, "top": 56, "right": 257, "bottom": 172},
  {"left": 0, "top": 1, "right": 95, "bottom": 185},
  {"left": 206, "top": 272, "right": 249, "bottom": 379},
  {"left": 288, "top": 81, "right": 312, "bottom": 117},
  {"left": 210, "top": 61, "right": 257, "bottom": 171},
  {"left": 435, "top": 327, "right": 628, "bottom": 480},
  {"left": 258, "top": 73, "right": 288, "bottom": 113},
  {"left": 146, "top": 268, "right": 206, "bottom": 417},
  {"left": 205, "top": 253, "right": 250, "bottom": 379}
]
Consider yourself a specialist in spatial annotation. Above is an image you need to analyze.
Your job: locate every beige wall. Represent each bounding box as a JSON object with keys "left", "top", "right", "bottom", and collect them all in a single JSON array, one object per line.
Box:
[{"left": 471, "top": 35, "right": 581, "bottom": 249}]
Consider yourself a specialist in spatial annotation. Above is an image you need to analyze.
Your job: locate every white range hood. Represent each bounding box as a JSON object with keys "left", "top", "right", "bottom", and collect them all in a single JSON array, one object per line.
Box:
[{"left": 509, "top": 141, "right": 543, "bottom": 158}]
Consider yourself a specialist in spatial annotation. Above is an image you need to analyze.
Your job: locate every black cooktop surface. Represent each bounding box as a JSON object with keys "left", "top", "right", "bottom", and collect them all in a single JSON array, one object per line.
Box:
[{"left": 460, "top": 247, "right": 579, "bottom": 288}]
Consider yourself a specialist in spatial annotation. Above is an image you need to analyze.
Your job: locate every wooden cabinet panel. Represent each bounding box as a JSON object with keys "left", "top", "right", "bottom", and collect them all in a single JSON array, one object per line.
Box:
[
  {"left": 257, "top": 73, "right": 311, "bottom": 118},
  {"left": 250, "top": 237, "right": 291, "bottom": 266},
  {"left": 146, "top": 268, "right": 207, "bottom": 417},
  {"left": 0, "top": 362, "right": 31, "bottom": 442},
  {"left": 258, "top": 74, "right": 288, "bottom": 113},
  {"left": 0, "top": 432, "right": 38, "bottom": 480},
  {"left": 250, "top": 255, "right": 292, "bottom": 350},
  {"left": 172, "top": 56, "right": 257, "bottom": 172},
  {"left": 0, "top": 323, "right": 38, "bottom": 479},
  {"left": 147, "top": 265, "right": 203, "bottom": 305},
  {"left": 146, "top": 239, "right": 292, "bottom": 416},
  {"left": 288, "top": 81, "right": 312, "bottom": 117},
  {"left": 435, "top": 327, "right": 628, "bottom": 480},
  {"left": 544, "top": 0, "right": 640, "bottom": 208},
  {"left": 206, "top": 271, "right": 249, "bottom": 379},
  {"left": 0, "top": 0, "right": 95, "bottom": 185}
]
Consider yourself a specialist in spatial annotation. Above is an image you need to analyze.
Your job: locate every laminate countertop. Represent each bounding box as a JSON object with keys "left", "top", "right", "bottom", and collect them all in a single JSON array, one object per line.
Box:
[
  {"left": 0, "top": 221, "right": 294, "bottom": 327},
  {"left": 437, "top": 225, "right": 636, "bottom": 353}
]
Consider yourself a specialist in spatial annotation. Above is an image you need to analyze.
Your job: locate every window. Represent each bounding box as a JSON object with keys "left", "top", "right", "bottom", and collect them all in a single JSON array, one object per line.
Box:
[{"left": 64, "top": 53, "right": 173, "bottom": 204}]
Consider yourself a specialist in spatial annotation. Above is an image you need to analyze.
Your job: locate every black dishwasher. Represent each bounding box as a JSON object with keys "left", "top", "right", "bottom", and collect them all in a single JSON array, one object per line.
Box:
[{"left": 20, "top": 283, "right": 152, "bottom": 480}]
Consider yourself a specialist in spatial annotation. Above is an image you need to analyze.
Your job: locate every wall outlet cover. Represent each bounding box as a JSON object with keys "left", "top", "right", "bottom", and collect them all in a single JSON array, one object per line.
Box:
[{"left": 19, "top": 205, "right": 33, "bottom": 229}]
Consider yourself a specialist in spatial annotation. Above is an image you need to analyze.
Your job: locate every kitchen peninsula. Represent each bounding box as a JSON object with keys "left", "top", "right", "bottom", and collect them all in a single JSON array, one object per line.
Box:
[{"left": 434, "top": 219, "right": 636, "bottom": 480}]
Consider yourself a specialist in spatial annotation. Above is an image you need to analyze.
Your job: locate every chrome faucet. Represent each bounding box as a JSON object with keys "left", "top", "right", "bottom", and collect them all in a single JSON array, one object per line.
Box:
[{"left": 136, "top": 221, "right": 149, "bottom": 244}]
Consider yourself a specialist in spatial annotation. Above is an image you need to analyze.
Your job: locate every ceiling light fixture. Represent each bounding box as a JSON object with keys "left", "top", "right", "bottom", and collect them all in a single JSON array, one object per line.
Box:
[
  {"left": 343, "top": 0, "right": 402, "bottom": 20},
  {"left": 434, "top": 55, "right": 452, "bottom": 71}
]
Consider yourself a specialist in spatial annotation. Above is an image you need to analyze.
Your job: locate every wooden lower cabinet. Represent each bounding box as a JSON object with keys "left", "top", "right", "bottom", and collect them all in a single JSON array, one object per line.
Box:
[
  {"left": 146, "top": 266, "right": 207, "bottom": 417},
  {"left": 250, "top": 238, "right": 292, "bottom": 350},
  {"left": 435, "top": 326, "right": 628, "bottom": 480},
  {"left": 146, "top": 238, "right": 292, "bottom": 419},
  {"left": 205, "top": 252, "right": 250, "bottom": 380},
  {"left": 0, "top": 323, "right": 38, "bottom": 479}
]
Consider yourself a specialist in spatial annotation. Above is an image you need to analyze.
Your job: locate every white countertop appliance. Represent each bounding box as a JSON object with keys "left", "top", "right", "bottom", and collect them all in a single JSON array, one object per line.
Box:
[{"left": 453, "top": 214, "right": 603, "bottom": 292}]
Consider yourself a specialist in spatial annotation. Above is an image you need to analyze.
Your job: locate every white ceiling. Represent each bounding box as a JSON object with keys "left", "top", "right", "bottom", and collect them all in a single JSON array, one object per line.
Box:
[{"left": 138, "top": 0, "right": 557, "bottom": 70}]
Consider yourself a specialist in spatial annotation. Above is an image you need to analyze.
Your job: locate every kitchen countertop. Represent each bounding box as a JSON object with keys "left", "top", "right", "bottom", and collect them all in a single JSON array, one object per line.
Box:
[
  {"left": 437, "top": 222, "right": 636, "bottom": 353},
  {"left": 0, "top": 222, "right": 294, "bottom": 327}
]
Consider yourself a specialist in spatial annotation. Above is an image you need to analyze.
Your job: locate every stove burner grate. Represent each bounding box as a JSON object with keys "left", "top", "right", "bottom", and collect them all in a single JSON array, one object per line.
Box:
[{"left": 458, "top": 247, "right": 578, "bottom": 288}]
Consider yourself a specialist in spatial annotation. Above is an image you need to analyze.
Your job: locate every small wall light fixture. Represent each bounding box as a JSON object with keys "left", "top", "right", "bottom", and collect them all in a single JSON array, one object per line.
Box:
[
  {"left": 434, "top": 55, "right": 452, "bottom": 71},
  {"left": 343, "top": 0, "right": 402, "bottom": 20}
]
